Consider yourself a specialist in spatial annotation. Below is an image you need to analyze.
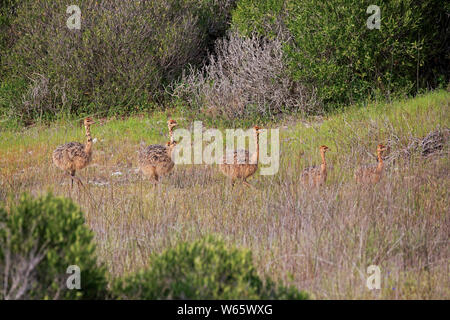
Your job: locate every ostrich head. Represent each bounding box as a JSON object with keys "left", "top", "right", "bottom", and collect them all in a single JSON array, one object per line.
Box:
[
  {"left": 167, "top": 119, "right": 178, "bottom": 130},
  {"left": 84, "top": 117, "right": 95, "bottom": 126},
  {"left": 377, "top": 144, "right": 387, "bottom": 153}
]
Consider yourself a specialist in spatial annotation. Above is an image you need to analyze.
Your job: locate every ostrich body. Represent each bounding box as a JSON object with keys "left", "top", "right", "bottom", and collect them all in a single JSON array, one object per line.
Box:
[
  {"left": 355, "top": 144, "right": 387, "bottom": 184},
  {"left": 219, "top": 126, "right": 261, "bottom": 187},
  {"left": 138, "top": 141, "right": 177, "bottom": 182},
  {"left": 52, "top": 117, "right": 96, "bottom": 188},
  {"left": 138, "top": 119, "right": 178, "bottom": 182}
]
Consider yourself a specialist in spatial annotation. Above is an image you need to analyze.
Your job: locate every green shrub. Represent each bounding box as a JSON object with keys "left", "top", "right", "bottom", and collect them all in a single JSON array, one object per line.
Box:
[
  {"left": 0, "top": 0, "right": 17, "bottom": 73},
  {"left": 2, "top": 0, "right": 236, "bottom": 122},
  {"left": 0, "top": 77, "right": 27, "bottom": 120},
  {"left": 0, "top": 193, "right": 108, "bottom": 299},
  {"left": 112, "top": 236, "right": 308, "bottom": 299},
  {"left": 232, "top": 0, "right": 450, "bottom": 109}
]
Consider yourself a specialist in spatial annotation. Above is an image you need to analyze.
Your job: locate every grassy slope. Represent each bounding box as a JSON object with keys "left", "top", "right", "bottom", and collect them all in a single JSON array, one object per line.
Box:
[{"left": 0, "top": 90, "right": 449, "bottom": 299}]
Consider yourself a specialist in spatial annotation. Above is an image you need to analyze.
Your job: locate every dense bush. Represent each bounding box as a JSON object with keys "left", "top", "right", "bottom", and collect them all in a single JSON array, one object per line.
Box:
[
  {"left": 0, "top": 193, "right": 108, "bottom": 299},
  {"left": 2, "top": 0, "right": 447, "bottom": 121},
  {"left": 1, "top": 0, "right": 236, "bottom": 121},
  {"left": 232, "top": 0, "right": 450, "bottom": 108},
  {"left": 112, "top": 236, "right": 308, "bottom": 299},
  {"left": 173, "top": 31, "right": 319, "bottom": 119}
]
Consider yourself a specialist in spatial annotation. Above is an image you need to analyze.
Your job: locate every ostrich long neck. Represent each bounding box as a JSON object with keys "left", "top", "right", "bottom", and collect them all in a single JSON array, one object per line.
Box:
[
  {"left": 320, "top": 150, "right": 327, "bottom": 172},
  {"left": 376, "top": 151, "right": 384, "bottom": 172},
  {"left": 250, "top": 132, "right": 259, "bottom": 164},
  {"left": 168, "top": 125, "right": 174, "bottom": 143},
  {"left": 84, "top": 124, "right": 93, "bottom": 154}
]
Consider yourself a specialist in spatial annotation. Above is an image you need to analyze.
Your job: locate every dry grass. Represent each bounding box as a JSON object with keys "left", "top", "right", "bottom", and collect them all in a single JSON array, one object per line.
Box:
[{"left": 0, "top": 91, "right": 449, "bottom": 299}]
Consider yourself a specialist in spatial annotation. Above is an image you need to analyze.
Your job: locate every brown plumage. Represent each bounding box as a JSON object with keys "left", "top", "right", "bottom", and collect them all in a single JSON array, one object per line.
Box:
[
  {"left": 138, "top": 141, "right": 177, "bottom": 182},
  {"left": 355, "top": 144, "right": 387, "bottom": 184},
  {"left": 219, "top": 126, "right": 261, "bottom": 187},
  {"left": 167, "top": 119, "right": 177, "bottom": 143},
  {"left": 52, "top": 117, "right": 96, "bottom": 188},
  {"left": 138, "top": 119, "right": 178, "bottom": 182},
  {"left": 300, "top": 145, "right": 330, "bottom": 187}
]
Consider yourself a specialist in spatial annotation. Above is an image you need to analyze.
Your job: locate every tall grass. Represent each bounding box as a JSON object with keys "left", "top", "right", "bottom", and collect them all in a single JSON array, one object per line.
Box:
[{"left": 0, "top": 90, "right": 449, "bottom": 299}]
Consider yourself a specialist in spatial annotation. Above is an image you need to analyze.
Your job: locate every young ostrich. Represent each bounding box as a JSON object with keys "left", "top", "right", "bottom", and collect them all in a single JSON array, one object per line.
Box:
[
  {"left": 138, "top": 120, "right": 178, "bottom": 183},
  {"left": 355, "top": 144, "right": 387, "bottom": 184},
  {"left": 138, "top": 140, "right": 178, "bottom": 183},
  {"left": 219, "top": 126, "right": 262, "bottom": 187},
  {"left": 300, "top": 145, "right": 330, "bottom": 187},
  {"left": 52, "top": 117, "right": 96, "bottom": 188}
]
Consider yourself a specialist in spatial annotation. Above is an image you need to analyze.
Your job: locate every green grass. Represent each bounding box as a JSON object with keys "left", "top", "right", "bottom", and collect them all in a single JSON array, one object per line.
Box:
[{"left": 0, "top": 90, "right": 449, "bottom": 299}]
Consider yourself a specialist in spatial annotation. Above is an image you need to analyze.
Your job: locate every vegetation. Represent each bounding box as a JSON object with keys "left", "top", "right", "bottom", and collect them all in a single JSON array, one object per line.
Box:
[
  {"left": 0, "top": 0, "right": 448, "bottom": 301},
  {"left": 1, "top": 0, "right": 448, "bottom": 123},
  {"left": 0, "top": 0, "right": 16, "bottom": 56},
  {"left": 1, "top": 91, "right": 448, "bottom": 299},
  {"left": 0, "top": 193, "right": 307, "bottom": 299},
  {"left": 172, "top": 31, "right": 319, "bottom": 119}
]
